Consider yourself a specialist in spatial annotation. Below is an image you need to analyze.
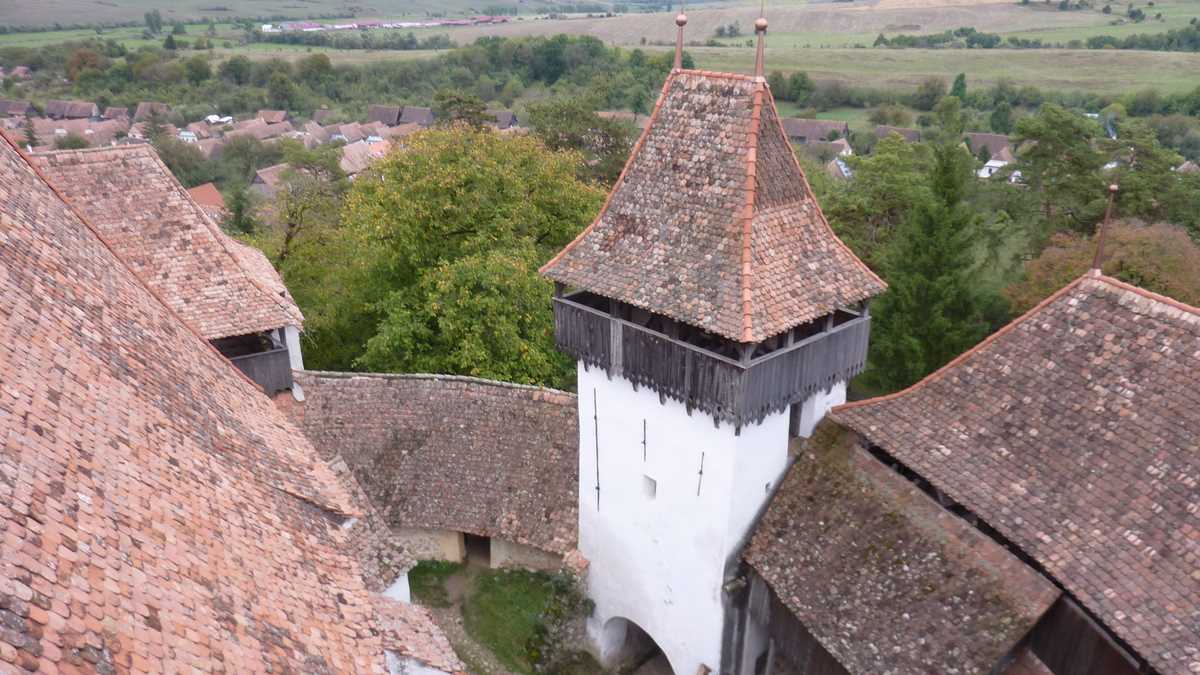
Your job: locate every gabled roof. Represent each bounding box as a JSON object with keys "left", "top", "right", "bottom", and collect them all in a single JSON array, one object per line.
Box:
[
  {"left": 542, "top": 70, "right": 885, "bottom": 343},
  {"left": 0, "top": 99, "right": 33, "bottom": 115},
  {"left": 965, "top": 131, "right": 1011, "bottom": 158},
  {"left": 832, "top": 273, "right": 1200, "bottom": 675},
  {"left": 291, "top": 372, "right": 580, "bottom": 555},
  {"left": 367, "top": 104, "right": 403, "bottom": 126},
  {"left": 257, "top": 108, "right": 289, "bottom": 124},
  {"left": 133, "top": 101, "right": 170, "bottom": 122},
  {"left": 747, "top": 424, "right": 1059, "bottom": 675},
  {"left": 45, "top": 99, "right": 98, "bottom": 119},
  {"left": 312, "top": 107, "right": 334, "bottom": 124},
  {"left": 399, "top": 105, "right": 434, "bottom": 127},
  {"left": 187, "top": 181, "right": 227, "bottom": 221},
  {"left": 779, "top": 117, "right": 848, "bottom": 142},
  {"left": 102, "top": 105, "right": 128, "bottom": 119},
  {"left": 30, "top": 145, "right": 302, "bottom": 339},
  {"left": 874, "top": 125, "right": 921, "bottom": 142},
  {"left": 0, "top": 136, "right": 462, "bottom": 673}
]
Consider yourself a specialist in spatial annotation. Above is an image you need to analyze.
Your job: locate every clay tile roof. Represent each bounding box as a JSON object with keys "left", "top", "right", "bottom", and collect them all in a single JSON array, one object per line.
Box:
[
  {"left": 291, "top": 372, "right": 580, "bottom": 554},
  {"left": 313, "top": 108, "right": 334, "bottom": 124},
  {"left": 747, "top": 423, "right": 1059, "bottom": 674},
  {"left": 30, "top": 145, "right": 303, "bottom": 339},
  {"left": 399, "top": 105, "right": 434, "bottom": 127},
  {"left": 375, "top": 598, "right": 464, "bottom": 672},
  {"left": 779, "top": 117, "right": 849, "bottom": 142},
  {"left": 0, "top": 135, "right": 461, "bottom": 673},
  {"left": 542, "top": 70, "right": 885, "bottom": 343},
  {"left": 187, "top": 180, "right": 227, "bottom": 221},
  {"left": 964, "top": 131, "right": 1012, "bottom": 158},
  {"left": 832, "top": 274, "right": 1200, "bottom": 675},
  {"left": 367, "top": 104, "right": 403, "bottom": 126},
  {"left": 257, "top": 109, "right": 289, "bottom": 124},
  {"left": 874, "top": 125, "right": 921, "bottom": 142},
  {"left": 102, "top": 105, "right": 128, "bottom": 119},
  {"left": 133, "top": 101, "right": 170, "bottom": 122}
]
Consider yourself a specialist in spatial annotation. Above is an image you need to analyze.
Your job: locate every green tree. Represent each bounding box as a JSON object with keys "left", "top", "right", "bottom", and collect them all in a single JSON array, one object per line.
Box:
[
  {"left": 823, "top": 134, "right": 934, "bottom": 265},
  {"left": 1006, "top": 222, "right": 1200, "bottom": 312},
  {"left": 788, "top": 71, "right": 815, "bottom": 105},
  {"left": 54, "top": 133, "right": 90, "bottom": 150},
  {"left": 1102, "top": 120, "right": 1182, "bottom": 222},
  {"left": 950, "top": 72, "right": 967, "bottom": 99},
  {"left": 866, "top": 135, "right": 998, "bottom": 391},
  {"left": 172, "top": 22, "right": 187, "bottom": 35},
  {"left": 526, "top": 97, "right": 636, "bottom": 185},
  {"left": 322, "top": 126, "right": 604, "bottom": 383},
  {"left": 989, "top": 101, "right": 1013, "bottom": 134},
  {"left": 223, "top": 183, "right": 258, "bottom": 235},
  {"left": 913, "top": 77, "right": 948, "bottom": 111},
  {"left": 432, "top": 89, "right": 488, "bottom": 128},
  {"left": 144, "top": 9, "right": 163, "bottom": 34},
  {"left": 153, "top": 137, "right": 213, "bottom": 187},
  {"left": 22, "top": 117, "right": 38, "bottom": 148},
  {"left": 143, "top": 109, "right": 169, "bottom": 143},
  {"left": 1013, "top": 103, "right": 1105, "bottom": 231},
  {"left": 184, "top": 55, "right": 211, "bottom": 86},
  {"left": 767, "top": 71, "right": 790, "bottom": 101},
  {"left": 267, "top": 72, "right": 297, "bottom": 110},
  {"left": 163, "top": 34, "right": 177, "bottom": 50},
  {"left": 269, "top": 142, "right": 348, "bottom": 265},
  {"left": 219, "top": 55, "right": 252, "bottom": 85}
]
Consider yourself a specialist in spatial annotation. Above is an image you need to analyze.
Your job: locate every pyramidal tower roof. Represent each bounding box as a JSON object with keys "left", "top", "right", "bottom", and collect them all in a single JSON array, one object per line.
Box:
[{"left": 541, "top": 69, "right": 886, "bottom": 343}]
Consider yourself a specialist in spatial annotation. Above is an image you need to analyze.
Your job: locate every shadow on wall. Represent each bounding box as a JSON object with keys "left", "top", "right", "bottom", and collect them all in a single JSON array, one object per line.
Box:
[{"left": 600, "top": 617, "right": 675, "bottom": 675}]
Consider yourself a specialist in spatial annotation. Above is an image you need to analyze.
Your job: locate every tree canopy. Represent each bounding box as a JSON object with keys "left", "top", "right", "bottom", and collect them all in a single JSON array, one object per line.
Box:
[{"left": 280, "top": 126, "right": 604, "bottom": 387}]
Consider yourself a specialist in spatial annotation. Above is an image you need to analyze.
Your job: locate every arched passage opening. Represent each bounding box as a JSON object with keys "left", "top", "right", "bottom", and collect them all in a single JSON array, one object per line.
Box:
[{"left": 599, "top": 617, "right": 675, "bottom": 675}]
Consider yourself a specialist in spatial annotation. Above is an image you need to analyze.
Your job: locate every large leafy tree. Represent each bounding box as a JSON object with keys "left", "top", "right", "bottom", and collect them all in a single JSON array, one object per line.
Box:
[
  {"left": 865, "top": 134, "right": 1000, "bottom": 392},
  {"left": 525, "top": 97, "right": 636, "bottom": 185},
  {"left": 292, "top": 126, "right": 603, "bottom": 385},
  {"left": 1005, "top": 222, "right": 1200, "bottom": 313},
  {"left": 822, "top": 134, "right": 933, "bottom": 266},
  {"left": 1012, "top": 104, "right": 1106, "bottom": 232}
]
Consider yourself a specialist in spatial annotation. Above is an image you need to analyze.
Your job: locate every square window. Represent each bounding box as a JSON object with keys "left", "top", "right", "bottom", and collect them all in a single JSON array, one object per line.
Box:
[{"left": 643, "top": 475, "right": 657, "bottom": 499}]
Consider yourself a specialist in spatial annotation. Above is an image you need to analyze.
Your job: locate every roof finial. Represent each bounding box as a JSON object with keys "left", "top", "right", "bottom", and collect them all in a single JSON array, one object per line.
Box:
[
  {"left": 673, "top": 1, "right": 688, "bottom": 71},
  {"left": 1092, "top": 183, "right": 1118, "bottom": 274},
  {"left": 753, "top": 3, "right": 768, "bottom": 81}
]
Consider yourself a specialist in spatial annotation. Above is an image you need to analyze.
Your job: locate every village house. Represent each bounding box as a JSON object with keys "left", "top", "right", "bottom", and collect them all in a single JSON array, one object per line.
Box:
[
  {"left": 44, "top": 99, "right": 98, "bottom": 120},
  {"left": 0, "top": 99, "right": 34, "bottom": 116},
  {"left": 31, "top": 145, "right": 307, "bottom": 397},
  {"left": 399, "top": 105, "right": 436, "bottom": 127},
  {"left": 780, "top": 117, "right": 850, "bottom": 144},
  {"left": 965, "top": 130, "right": 1013, "bottom": 159},
  {"left": 187, "top": 181, "right": 228, "bottom": 220},
  {"left": 978, "top": 145, "right": 1017, "bottom": 179},
  {"left": 368, "top": 103, "right": 404, "bottom": 126},
  {"left": 133, "top": 100, "right": 171, "bottom": 122},
  {"left": 874, "top": 124, "right": 921, "bottom": 142},
  {"left": 257, "top": 108, "right": 290, "bottom": 124},
  {"left": 0, "top": 134, "right": 464, "bottom": 674},
  {"left": 101, "top": 105, "right": 128, "bottom": 120}
]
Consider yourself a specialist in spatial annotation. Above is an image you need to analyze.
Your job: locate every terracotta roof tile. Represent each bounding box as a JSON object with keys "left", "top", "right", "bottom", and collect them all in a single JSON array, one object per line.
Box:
[
  {"left": 747, "top": 423, "right": 1059, "bottom": 675},
  {"left": 542, "top": 70, "right": 884, "bottom": 342},
  {"left": 30, "top": 145, "right": 302, "bottom": 339},
  {"left": 291, "top": 372, "right": 580, "bottom": 554},
  {"left": 0, "top": 135, "right": 459, "bottom": 673},
  {"left": 832, "top": 274, "right": 1200, "bottom": 674}
]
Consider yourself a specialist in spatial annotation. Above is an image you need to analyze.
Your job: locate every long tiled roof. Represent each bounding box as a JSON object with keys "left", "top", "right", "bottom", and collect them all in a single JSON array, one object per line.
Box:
[
  {"left": 30, "top": 145, "right": 303, "bottom": 339},
  {"left": 746, "top": 423, "right": 1059, "bottom": 675},
  {"left": 0, "top": 136, "right": 462, "bottom": 672},
  {"left": 832, "top": 273, "right": 1200, "bottom": 675},
  {"left": 541, "top": 70, "right": 885, "bottom": 343},
  {"left": 289, "top": 371, "right": 580, "bottom": 554}
]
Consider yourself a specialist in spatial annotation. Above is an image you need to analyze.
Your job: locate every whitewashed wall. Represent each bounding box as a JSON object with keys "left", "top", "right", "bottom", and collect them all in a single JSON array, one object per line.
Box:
[{"left": 577, "top": 364, "right": 792, "bottom": 675}]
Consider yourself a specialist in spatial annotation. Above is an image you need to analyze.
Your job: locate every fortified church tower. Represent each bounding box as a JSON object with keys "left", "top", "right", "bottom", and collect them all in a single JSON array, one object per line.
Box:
[{"left": 541, "top": 13, "right": 886, "bottom": 674}]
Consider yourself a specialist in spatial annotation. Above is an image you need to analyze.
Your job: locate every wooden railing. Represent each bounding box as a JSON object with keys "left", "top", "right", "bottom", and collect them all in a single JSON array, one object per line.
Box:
[
  {"left": 228, "top": 347, "right": 294, "bottom": 395},
  {"left": 553, "top": 296, "right": 871, "bottom": 428}
]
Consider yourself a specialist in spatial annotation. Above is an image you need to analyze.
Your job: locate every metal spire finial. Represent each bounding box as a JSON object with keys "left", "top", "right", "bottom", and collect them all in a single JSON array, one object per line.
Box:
[
  {"left": 753, "top": 3, "right": 768, "bottom": 81},
  {"left": 1092, "top": 183, "right": 1118, "bottom": 273},
  {"left": 673, "top": 1, "right": 688, "bottom": 71}
]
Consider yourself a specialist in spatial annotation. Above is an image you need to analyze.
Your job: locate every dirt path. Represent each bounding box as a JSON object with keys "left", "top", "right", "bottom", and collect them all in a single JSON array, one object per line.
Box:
[{"left": 426, "top": 565, "right": 521, "bottom": 675}]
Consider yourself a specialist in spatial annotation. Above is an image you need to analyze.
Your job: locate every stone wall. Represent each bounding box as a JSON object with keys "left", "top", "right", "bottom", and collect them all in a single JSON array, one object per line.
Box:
[
  {"left": 395, "top": 528, "right": 466, "bottom": 563},
  {"left": 491, "top": 539, "right": 563, "bottom": 571}
]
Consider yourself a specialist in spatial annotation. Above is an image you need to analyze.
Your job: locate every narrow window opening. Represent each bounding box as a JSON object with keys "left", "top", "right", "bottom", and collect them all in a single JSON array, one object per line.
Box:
[{"left": 643, "top": 475, "right": 657, "bottom": 499}]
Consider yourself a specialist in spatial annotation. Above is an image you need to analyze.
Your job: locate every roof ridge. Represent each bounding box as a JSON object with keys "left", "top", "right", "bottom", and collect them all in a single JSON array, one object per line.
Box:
[
  {"left": 143, "top": 148, "right": 303, "bottom": 328},
  {"left": 299, "top": 369, "right": 578, "bottom": 398},
  {"left": 1089, "top": 272, "right": 1200, "bottom": 318},
  {"left": 834, "top": 274, "right": 1091, "bottom": 412},
  {"left": 4, "top": 134, "right": 264, "bottom": 394},
  {"left": 739, "top": 82, "right": 767, "bottom": 342},
  {"left": 539, "top": 70, "right": 679, "bottom": 275}
]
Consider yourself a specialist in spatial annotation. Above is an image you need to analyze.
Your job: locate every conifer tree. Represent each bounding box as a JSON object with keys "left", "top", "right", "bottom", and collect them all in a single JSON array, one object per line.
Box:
[
  {"left": 951, "top": 72, "right": 967, "bottom": 99},
  {"left": 22, "top": 116, "right": 38, "bottom": 149},
  {"left": 866, "top": 122, "right": 998, "bottom": 392}
]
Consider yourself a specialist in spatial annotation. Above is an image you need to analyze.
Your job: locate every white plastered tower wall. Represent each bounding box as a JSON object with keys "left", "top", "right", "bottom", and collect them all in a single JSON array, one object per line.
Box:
[{"left": 577, "top": 363, "right": 838, "bottom": 674}]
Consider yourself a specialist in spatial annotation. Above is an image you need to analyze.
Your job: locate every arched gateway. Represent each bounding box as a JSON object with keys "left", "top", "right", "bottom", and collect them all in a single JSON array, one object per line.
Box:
[{"left": 599, "top": 617, "right": 675, "bottom": 675}]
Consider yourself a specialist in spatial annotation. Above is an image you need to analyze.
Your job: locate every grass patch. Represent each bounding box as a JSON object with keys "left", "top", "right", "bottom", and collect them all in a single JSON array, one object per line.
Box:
[
  {"left": 463, "top": 568, "right": 559, "bottom": 674},
  {"left": 408, "top": 560, "right": 464, "bottom": 608}
]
